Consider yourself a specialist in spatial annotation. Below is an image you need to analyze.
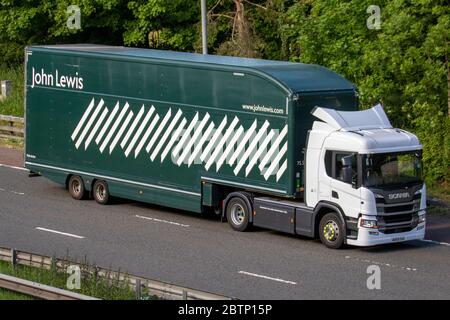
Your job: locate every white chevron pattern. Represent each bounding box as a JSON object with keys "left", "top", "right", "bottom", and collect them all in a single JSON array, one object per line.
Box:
[{"left": 71, "top": 98, "right": 288, "bottom": 181}]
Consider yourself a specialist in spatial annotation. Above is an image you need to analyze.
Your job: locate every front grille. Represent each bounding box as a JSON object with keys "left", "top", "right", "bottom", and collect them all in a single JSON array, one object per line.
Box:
[
  {"left": 383, "top": 227, "right": 414, "bottom": 234},
  {"left": 384, "top": 204, "right": 414, "bottom": 214},
  {"left": 383, "top": 213, "right": 412, "bottom": 224},
  {"left": 376, "top": 200, "right": 420, "bottom": 234}
]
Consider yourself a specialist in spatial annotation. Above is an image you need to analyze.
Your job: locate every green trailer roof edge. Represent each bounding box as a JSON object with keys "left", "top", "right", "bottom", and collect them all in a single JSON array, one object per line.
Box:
[{"left": 26, "top": 45, "right": 356, "bottom": 97}]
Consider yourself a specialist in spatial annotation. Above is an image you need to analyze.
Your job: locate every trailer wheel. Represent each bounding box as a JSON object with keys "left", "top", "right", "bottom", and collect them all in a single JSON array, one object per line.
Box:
[
  {"left": 226, "top": 196, "right": 251, "bottom": 232},
  {"left": 319, "top": 212, "right": 345, "bottom": 249},
  {"left": 68, "top": 175, "right": 86, "bottom": 200},
  {"left": 93, "top": 180, "right": 110, "bottom": 205}
]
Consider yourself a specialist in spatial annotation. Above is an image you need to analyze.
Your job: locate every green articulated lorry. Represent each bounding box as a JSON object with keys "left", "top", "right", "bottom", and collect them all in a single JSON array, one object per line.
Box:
[{"left": 25, "top": 45, "right": 426, "bottom": 248}]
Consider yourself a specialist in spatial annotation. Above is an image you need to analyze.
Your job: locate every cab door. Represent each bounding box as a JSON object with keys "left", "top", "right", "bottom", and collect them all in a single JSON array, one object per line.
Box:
[{"left": 329, "top": 152, "right": 361, "bottom": 218}]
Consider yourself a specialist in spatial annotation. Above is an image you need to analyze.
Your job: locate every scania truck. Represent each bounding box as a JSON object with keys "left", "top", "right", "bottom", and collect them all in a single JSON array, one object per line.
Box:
[{"left": 24, "top": 44, "right": 426, "bottom": 248}]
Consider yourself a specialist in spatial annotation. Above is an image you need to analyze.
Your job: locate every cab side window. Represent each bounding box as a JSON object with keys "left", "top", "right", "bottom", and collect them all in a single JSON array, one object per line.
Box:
[{"left": 325, "top": 150, "right": 357, "bottom": 185}]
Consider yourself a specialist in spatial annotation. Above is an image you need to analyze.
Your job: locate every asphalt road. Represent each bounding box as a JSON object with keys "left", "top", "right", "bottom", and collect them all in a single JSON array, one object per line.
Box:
[{"left": 0, "top": 165, "right": 449, "bottom": 299}]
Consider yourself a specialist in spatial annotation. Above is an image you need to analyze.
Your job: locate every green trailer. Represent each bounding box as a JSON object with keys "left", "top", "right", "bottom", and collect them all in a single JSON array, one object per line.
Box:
[{"left": 25, "top": 44, "right": 364, "bottom": 244}]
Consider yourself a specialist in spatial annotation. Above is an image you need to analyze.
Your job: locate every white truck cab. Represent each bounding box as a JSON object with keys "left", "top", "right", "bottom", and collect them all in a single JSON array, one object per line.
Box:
[{"left": 305, "top": 104, "right": 426, "bottom": 247}]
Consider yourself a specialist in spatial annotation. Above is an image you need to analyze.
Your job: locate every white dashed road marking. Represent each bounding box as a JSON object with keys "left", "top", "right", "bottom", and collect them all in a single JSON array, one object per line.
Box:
[
  {"left": 238, "top": 271, "right": 297, "bottom": 285},
  {"left": 420, "top": 239, "right": 450, "bottom": 247},
  {"left": 135, "top": 215, "right": 190, "bottom": 228},
  {"left": 345, "top": 256, "right": 418, "bottom": 272},
  {"left": 0, "top": 187, "right": 25, "bottom": 195},
  {"left": 36, "top": 227, "right": 85, "bottom": 239}
]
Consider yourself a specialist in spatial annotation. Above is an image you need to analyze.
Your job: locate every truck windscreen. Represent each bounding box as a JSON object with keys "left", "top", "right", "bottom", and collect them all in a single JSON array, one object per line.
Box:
[{"left": 363, "top": 151, "right": 423, "bottom": 188}]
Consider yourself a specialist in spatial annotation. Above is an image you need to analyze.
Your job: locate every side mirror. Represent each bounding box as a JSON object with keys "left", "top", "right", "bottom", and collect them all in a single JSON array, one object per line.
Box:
[
  {"left": 342, "top": 166, "right": 353, "bottom": 185},
  {"left": 351, "top": 174, "right": 358, "bottom": 189},
  {"left": 341, "top": 155, "right": 357, "bottom": 187}
]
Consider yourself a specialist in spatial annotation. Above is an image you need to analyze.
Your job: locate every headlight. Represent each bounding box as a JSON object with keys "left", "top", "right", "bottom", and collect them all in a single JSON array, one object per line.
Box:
[
  {"left": 360, "top": 218, "right": 378, "bottom": 229},
  {"left": 418, "top": 211, "right": 426, "bottom": 224}
]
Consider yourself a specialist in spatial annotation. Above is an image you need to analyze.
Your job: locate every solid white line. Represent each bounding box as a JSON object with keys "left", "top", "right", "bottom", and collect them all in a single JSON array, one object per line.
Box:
[
  {"left": 238, "top": 271, "right": 297, "bottom": 285},
  {"left": 99, "top": 102, "right": 129, "bottom": 153},
  {"left": 26, "top": 161, "right": 201, "bottom": 196},
  {"left": 96, "top": 102, "right": 119, "bottom": 145},
  {"left": 36, "top": 227, "right": 85, "bottom": 239},
  {"left": 125, "top": 106, "right": 154, "bottom": 157},
  {"left": 135, "top": 215, "right": 190, "bottom": 228},
  {"left": 420, "top": 239, "right": 450, "bottom": 246},
  {"left": 121, "top": 105, "right": 145, "bottom": 149},
  {"left": 71, "top": 98, "right": 95, "bottom": 141},
  {"left": 109, "top": 111, "right": 134, "bottom": 154},
  {"left": 0, "top": 164, "right": 29, "bottom": 172},
  {"left": 150, "top": 109, "right": 180, "bottom": 161},
  {"left": 201, "top": 176, "right": 287, "bottom": 194}
]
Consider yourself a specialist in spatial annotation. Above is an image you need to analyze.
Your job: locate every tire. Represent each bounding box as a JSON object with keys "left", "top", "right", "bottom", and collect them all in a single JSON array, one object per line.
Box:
[
  {"left": 68, "top": 175, "right": 86, "bottom": 200},
  {"left": 319, "top": 212, "right": 345, "bottom": 249},
  {"left": 92, "top": 180, "right": 110, "bottom": 205},
  {"left": 226, "top": 196, "right": 251, "bottom": 232}
]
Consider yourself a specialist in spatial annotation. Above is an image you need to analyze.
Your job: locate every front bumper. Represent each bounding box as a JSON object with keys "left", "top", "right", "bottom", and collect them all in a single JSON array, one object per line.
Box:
[{"left": 346, "top": 223, "right": 425, "bottom": 247}]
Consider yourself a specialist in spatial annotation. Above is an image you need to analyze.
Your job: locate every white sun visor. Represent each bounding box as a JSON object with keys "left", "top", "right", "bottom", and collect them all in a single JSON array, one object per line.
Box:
[{"left": 311, "top": 104, "right": 392, "bottom": 131}]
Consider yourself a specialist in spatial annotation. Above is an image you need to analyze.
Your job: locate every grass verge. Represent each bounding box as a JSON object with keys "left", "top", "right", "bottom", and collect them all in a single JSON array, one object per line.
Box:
[
  {"left": 427, "top": 204, "right": 450, "bottom": 217},
  {"left": 0, "top": 260, "right": 154, "bottom": 300},
  {"left": 0, "top": 288, "right": 34, "bottom": 300},
  {"left": 0, "top": 137, "right": 23, "bottom": 149},
  {"left": 0, "top": 64, "right": 24, "bottom": 117}
]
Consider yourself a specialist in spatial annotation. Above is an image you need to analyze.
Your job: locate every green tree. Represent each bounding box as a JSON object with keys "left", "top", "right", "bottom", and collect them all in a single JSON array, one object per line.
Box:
[
  {"left": 123, "top": 0, "right": 200, "bottom": 51},
  {"left": 0, "top": 0, "right": 128, "bottom": 66},
  {"left": 283, "top": 0, "right": 449, "bottom": 184}
]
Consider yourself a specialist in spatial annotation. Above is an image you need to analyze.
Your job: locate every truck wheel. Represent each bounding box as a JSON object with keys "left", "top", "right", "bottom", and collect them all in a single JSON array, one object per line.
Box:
[
  {"left": 68, "top": 175, "right": 86, "bottom": 200},
  {"left": 319, "top": 212, "right": 345, "bottom": 249},
  {"left": 226, "top": 196, "right": 251, "bottom": 232},
  {"left": 93, "top": 180, "right": 110, "bottom": 205}
]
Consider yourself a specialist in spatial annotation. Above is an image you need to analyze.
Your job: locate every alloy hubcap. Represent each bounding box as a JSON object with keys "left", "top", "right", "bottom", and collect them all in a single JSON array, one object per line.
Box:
[
  {"left": 72, "top": 180, "right": 81, "bottom": 195},
  {"left": 231, "top": 203, "right": 245, "bottom": 226},
  {"left": 323, "top": 221, "right": 339, "bottom": 242},
  {"left": 96, "top": 184, "right": 105, "bottom": 200}
]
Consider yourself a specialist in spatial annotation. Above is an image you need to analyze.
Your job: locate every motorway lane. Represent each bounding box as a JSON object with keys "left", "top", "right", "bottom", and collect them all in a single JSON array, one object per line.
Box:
[{"left": 0, "top": 166, "right": 449, "bottom": 299}]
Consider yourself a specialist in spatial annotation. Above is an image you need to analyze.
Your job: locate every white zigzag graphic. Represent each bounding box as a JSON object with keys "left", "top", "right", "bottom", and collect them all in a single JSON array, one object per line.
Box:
[{"left": 70, "top": 98, "right": 288, "bottom": 181}]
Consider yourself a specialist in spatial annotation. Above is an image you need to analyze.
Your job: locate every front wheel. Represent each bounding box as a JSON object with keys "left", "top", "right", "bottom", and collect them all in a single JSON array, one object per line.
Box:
[{"left": 319, "top": 212, "right": 345, "bottom": 249}]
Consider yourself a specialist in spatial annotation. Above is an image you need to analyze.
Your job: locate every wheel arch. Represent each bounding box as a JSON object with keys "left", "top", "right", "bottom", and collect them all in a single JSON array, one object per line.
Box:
[
  {"left": 222, "top": 191, "right": 254, "bottom": 222},
  {"left": 65, "top": 174, "right": 73, "bottom": 190},
  {"left": 313, "top": 201, "right": 347, "bottom": 241}
]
